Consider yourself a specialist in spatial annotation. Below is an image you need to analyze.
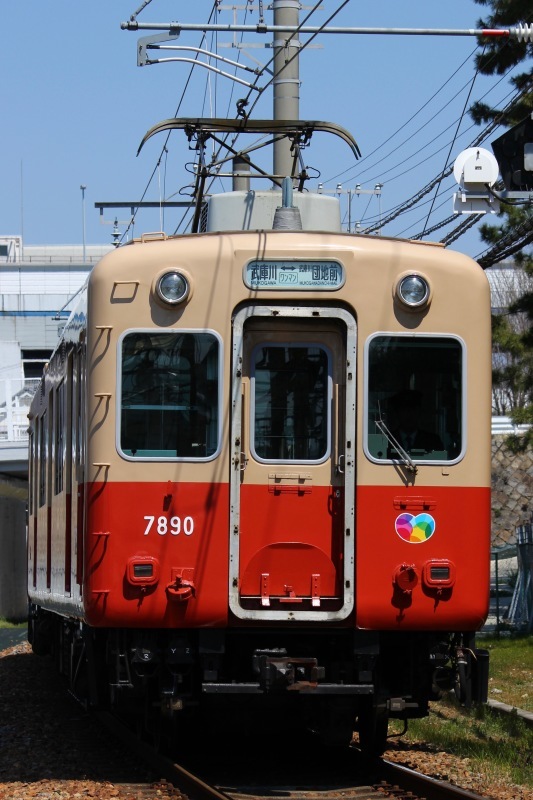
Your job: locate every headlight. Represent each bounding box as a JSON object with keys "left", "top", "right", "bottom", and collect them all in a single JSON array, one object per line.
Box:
[
  {"left": 156, "top": 271, "right": 190, "bottom": 305},
  {"left": 396, "top": 274, "right": 430, "bottom": 308}
]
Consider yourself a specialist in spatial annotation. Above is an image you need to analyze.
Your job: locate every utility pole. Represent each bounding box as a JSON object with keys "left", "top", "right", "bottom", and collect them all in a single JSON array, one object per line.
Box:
[
  {"left": 272, "top": 0, "right": 300, "bottom": 180},
  {"left": 80, "top": 185, "right": 87, "bottom": 263}
]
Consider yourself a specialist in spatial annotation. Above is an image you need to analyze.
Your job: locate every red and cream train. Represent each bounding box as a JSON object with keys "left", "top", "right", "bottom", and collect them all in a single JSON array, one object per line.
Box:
[{"left": 27, "top": 133, "right": 491, "bottom": 752}]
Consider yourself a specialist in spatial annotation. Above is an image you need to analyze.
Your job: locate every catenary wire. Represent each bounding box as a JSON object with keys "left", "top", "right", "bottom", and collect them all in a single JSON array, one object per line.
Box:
[
  {"left": 120, "top": 3, "right": 221, "bottom": 241},
  {"left": 362, "top": 83, "right": 529, "bottom": 235},
  {"left": 172, "top": 1, "right": 330, "bottom": 234},
  {"left": 328, "top": 17, "right": 529, "bottom": 189},
  {"left": 420, "top": 46, "right": 485, "bottom": 236},
  {"left": 328, "top": 46, "right": 479, "bottom": 185},
  {"left": 173, "top": 1, "right": 352, "bottom": 233},
  {"left": 346, "top": 64, "right": 518, "bottom": 191}
]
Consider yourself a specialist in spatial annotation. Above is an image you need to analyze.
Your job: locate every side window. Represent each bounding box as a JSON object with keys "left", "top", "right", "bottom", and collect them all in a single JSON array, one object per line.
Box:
[
  {"left": 28, "top": 430, "right": 35, "bottom": 516},
  {"left": 76, "top": 346, "right": 86, "bottom": 475},
  {"left": 54, "top": 380, "right": 65, "bottom": 495},
  {"left": 251, "top": 344, "right": 330, "bottom": 462},
  {"left": 38, "top": 410, "right": 47, "bottom": 507},
  {"left": 119, "top": 330, "right": 220, "bottom": 460},
  {"left": 366, "top": 335, "right": 463, "bottom": 463}
]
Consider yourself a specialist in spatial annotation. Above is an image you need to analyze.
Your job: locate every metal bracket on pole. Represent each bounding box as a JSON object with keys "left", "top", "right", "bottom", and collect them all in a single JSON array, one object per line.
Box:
[{"left": 138, "top": 32, "right": 180, "bottom": 66}]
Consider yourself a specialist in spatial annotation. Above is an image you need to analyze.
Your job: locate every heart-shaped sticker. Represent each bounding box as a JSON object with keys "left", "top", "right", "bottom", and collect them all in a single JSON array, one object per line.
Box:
[{"left": 395, "top": 512, "right": 436, "bottom": 543}]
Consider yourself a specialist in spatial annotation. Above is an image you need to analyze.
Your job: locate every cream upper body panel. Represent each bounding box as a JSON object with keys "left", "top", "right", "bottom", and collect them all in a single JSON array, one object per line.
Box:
[{"left": 86, "top": 231, "right": 492, "bottom": 488}]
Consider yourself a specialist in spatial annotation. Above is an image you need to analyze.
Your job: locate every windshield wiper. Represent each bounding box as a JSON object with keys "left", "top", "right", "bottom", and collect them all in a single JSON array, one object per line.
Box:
[{"left": 375, "top": 417, "right": 418, "bottom": 475}]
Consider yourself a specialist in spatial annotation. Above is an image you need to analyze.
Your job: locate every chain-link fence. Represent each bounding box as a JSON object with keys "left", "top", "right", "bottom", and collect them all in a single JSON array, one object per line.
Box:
[{"left": 488, "top": 521, "right": 533, "bottom": 634}]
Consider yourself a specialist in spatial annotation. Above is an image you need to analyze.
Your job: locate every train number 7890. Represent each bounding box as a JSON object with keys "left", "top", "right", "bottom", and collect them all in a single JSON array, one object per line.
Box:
[{"left": 143, "top": 516, "right": 195, "bottom": 536}]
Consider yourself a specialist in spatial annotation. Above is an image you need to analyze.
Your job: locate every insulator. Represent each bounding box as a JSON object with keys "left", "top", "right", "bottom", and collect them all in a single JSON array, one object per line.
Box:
[{"left": 510, "top": 23, "right": 533, "bottom": 42}]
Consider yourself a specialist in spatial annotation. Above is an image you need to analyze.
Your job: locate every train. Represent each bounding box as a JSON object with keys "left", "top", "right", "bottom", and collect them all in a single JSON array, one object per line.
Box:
[{"left": 27, "top": 114, "right": 491, "bottom": 755}]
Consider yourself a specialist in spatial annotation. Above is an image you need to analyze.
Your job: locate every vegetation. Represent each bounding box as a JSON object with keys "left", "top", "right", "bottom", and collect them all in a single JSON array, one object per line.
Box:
[
  {"left": 0, "top": 617, "right": 26, "bottom": 629},
  {"left": 472, "top": 0, "right": 533, "bottom": 447},
  {"left": 483, "top": 633, "right": 533, "bottom": 710},
  {"left": 394, "top": 695, "right": 533, "bottom": 788},
  {"left": 390, "top": 635, "right": 533, "bottom": 789}
]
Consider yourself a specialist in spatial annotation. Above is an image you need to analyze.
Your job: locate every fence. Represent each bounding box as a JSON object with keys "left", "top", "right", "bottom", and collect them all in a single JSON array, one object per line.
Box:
[
  {"left": 0, "top": 378, "right": 40, "bottom": 442},
  {"left": 489, "top": 520, "right": 533, "bottom": 634}
]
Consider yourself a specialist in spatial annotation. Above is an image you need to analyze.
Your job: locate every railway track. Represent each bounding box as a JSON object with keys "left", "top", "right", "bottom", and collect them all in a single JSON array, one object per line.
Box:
[
  {"left": 4, "top": 641, "right": 516, "bottom": 800},
  {"left": 98, "top": 710, "right": 489, "bottom": 800}
]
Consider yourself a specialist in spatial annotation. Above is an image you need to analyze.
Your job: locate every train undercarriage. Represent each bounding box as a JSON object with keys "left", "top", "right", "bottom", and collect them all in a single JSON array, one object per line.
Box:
[{"left": 28, "top": 605, "right": 489, "bottom": 756}]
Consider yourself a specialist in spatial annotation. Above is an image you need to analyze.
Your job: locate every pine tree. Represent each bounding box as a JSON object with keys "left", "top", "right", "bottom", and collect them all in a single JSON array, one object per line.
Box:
[{"left": 472, "top": 0, "right": 533, "bottom": 447}]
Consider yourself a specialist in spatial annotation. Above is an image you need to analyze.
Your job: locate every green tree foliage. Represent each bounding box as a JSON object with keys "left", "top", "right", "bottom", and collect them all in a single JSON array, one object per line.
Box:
[{"left": 472, "top": 0, "right": 533, "bottom": 447}]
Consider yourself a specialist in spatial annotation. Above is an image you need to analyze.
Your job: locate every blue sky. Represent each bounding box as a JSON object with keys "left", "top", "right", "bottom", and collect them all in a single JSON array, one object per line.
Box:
[{"left": 1, "top": 1, "right": 529, "bottom": 258}]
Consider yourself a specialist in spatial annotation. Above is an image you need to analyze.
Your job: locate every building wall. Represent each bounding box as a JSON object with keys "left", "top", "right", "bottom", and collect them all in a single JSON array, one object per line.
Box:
[
  {"left": 0, "top": 242, "right": 111, "bottom": 620},
  {"left": 0, "top": 476, "right": 27, "bottom": 621}
]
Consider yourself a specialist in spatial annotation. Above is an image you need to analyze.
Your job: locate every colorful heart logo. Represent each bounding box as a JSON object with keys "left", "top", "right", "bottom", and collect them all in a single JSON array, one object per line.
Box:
[{"left": 395, "top": 512, "right": 436, "bottom": 543}]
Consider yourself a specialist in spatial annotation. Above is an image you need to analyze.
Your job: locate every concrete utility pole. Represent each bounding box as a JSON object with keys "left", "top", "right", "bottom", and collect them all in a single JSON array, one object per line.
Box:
[
  {"left": 80, "top": 185, "right": 87, "bottom": 263},
  {"left": 272, "top": 0, "right": 300, "bottom": 180}
]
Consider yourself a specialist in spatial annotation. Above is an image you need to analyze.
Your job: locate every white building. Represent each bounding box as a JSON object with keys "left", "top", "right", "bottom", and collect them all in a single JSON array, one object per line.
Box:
[
  {"left": 0, "top": 236, "right": 112, "bottom": 474},
  {"left": 0, "top": 236, "right": 112, "bottom": 620}
]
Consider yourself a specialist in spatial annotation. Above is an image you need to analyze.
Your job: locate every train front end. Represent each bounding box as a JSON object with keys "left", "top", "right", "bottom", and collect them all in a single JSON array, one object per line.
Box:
[{"left": 78, "top": 219, "right": 490, "bottom": 748}]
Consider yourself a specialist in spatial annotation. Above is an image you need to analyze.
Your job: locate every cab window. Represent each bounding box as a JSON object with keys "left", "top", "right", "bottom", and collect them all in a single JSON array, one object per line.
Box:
[
  {"left": 366, "top": 335, "right": 464, "bottom": 463},
  {"left": 119, "top": 330, "right": 220, "bottom": 460}
]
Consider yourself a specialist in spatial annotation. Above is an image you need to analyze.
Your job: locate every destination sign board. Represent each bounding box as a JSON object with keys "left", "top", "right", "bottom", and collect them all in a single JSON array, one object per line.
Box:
[{"left": 244, "top": 260, "right": 344, "bottom": 290}]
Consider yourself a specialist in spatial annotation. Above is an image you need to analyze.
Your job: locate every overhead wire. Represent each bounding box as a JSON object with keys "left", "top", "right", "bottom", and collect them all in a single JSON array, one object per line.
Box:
[
  {"left": 338, "top": 79, "right": 519, "bottom": 237},
  {"left": 343, "top": 35, "right": 528, "bottom": 241},
  {"left": 181, "top": 0, "right": 352, "bottom": 231},
  {"left": 124, "top": 4, "right": 531, "bottom": 251},
  {"left": 476, "top": 212, "right": 533, "bottom": 268},
  {"left": 395, "top": 79, "right": 531, "bottom": 242},
  {"left": 202, "top": 4, "right": 256, "bottom": 201},
  {"left": 328, "top": 46, "right": 479, "bottom": 185},
  {"left": 420, "top": 46, "right": 485, "bottom": 236},
  {"left": 350, "top": 66, "right": 518, "bottom": 192},
  {"left": 165, "top": 1, "right": 328, "bottom": 234},
  {"left": 362, "top": 82, "right": 529, "bottom": 235},
  {"left": 439, "top": 214, "right": 479, "bottom": 246},
  {"left": 120, "top": 2, "right": 221, "bottom": 242},
  {"left": 332, "top": 43, "right": 517, "bottom": 190}
]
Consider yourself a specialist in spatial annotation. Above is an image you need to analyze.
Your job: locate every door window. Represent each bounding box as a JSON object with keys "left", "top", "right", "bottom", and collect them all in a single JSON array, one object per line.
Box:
[{"left": 251, "top": 344, "right": 330, "bottom": 462}]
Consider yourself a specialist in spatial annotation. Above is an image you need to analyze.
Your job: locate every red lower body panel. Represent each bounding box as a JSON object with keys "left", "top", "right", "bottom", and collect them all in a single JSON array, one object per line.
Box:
[
  {"left": 83, "top": 480, "right": 489, "bottom": 632},
  {"left": 355, "top": 485, "right": 491, "bottom": 631},
  {"left": 84, "top": 481, "right": 229, "bottom": 627}
]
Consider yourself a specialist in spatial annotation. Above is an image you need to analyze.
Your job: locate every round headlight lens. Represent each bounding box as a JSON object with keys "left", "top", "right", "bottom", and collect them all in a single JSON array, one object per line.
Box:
[
  {"left": 397, "top": 275, "right": 429, "bottom": 307},
  {"left": 156, "top": 271, "right": 189, "bottom": 305}
]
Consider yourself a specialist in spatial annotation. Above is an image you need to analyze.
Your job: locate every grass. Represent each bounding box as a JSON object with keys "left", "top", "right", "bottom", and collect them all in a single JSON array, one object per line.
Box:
[
  {"left": 390, "top": 634, "right": 533, "bottom": 790},
  {"left": 0, "top": 617, "right": 26, "bottom": 629},
  {"left": 482, "top": 633, "right": 532, "bottom": 711}
]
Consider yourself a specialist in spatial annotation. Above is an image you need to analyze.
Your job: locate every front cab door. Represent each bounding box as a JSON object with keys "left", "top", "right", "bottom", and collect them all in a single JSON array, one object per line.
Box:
[{"left": 229, "top": 306, "right": 356, "bottom": 621}]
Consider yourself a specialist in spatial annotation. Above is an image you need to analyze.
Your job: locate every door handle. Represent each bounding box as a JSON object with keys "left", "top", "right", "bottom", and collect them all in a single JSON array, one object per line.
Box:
[{"left": 336, "top": 454, "right": 345, "bottom": 475}]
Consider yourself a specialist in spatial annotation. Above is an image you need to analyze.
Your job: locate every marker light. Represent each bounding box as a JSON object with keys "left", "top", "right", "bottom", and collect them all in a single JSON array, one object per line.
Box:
[
  {"left": 156, "top": 271, "right": 190, "bottom": 305},
  {"left": 397, "top": 274, "right": 430, "bottom": 308},
  {"left": 127, "top": 556, "right": 159, "bottom": 587}
]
